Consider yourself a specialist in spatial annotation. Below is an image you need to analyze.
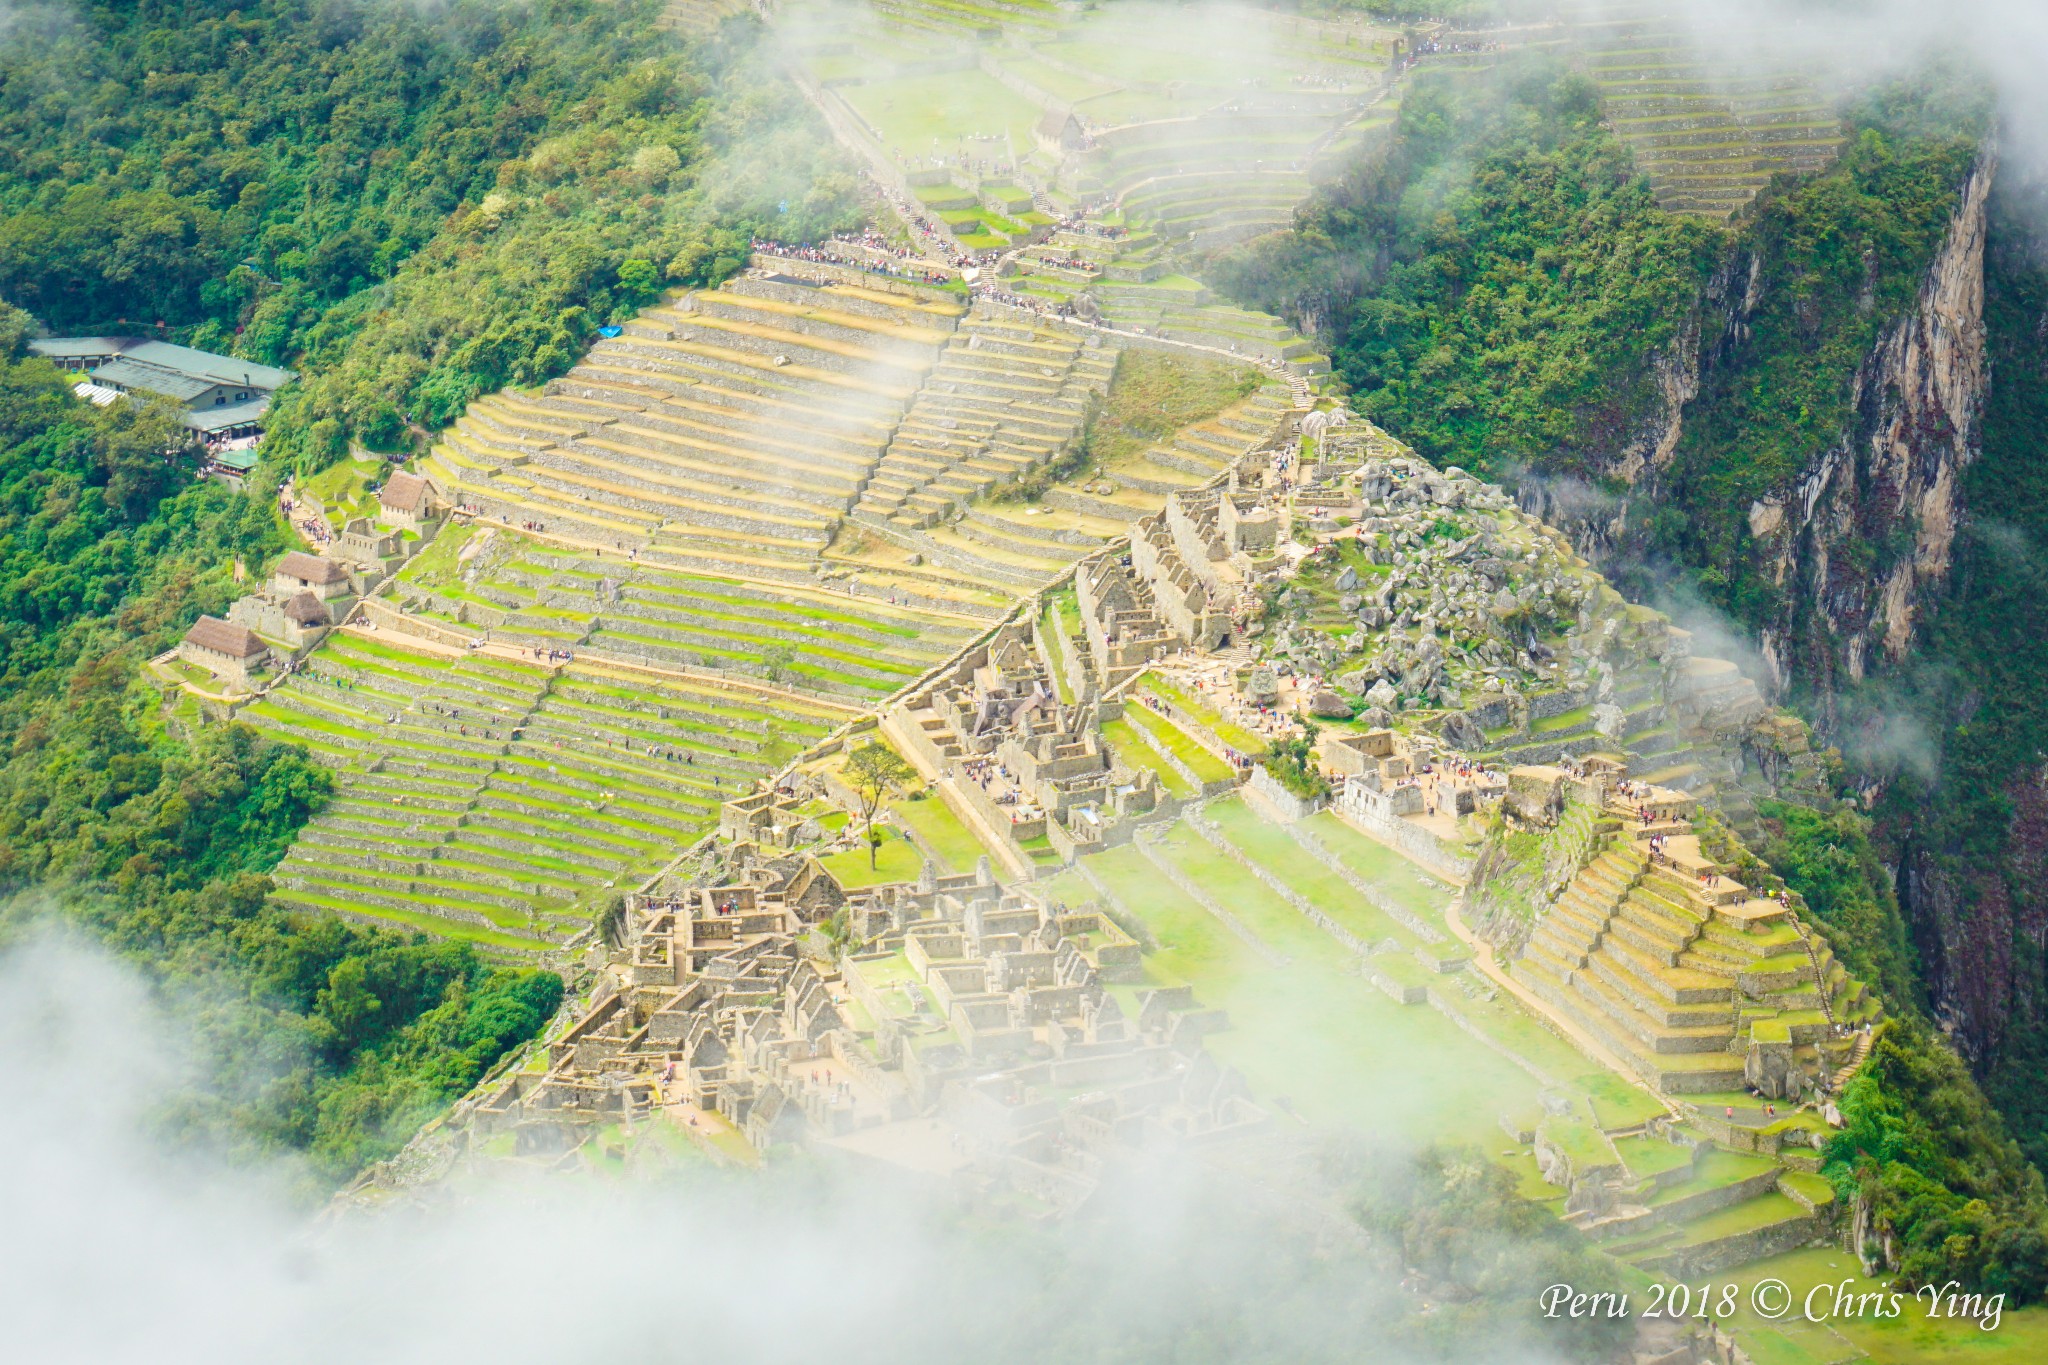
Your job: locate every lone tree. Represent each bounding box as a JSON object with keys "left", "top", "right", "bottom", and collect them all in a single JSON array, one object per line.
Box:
[{"left": 845, "top": 740, "right": 914, "bottom": 870}]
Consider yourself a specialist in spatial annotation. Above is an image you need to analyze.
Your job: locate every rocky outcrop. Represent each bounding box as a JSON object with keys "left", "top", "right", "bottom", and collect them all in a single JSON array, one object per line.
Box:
[
  {"left": 1525, "top": 147, "right": 1996, "bottom": 728},
  {"left": 1753, "top": 147, "right": 1994, "bottom": 714}
]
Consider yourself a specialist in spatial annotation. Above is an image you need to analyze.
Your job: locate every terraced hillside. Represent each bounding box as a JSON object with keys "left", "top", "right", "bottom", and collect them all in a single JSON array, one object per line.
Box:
[
  {"left": 847, "top": 361, "right": 1296, "bottom": 592},
  {"left": 1516, "top": 825, "right": 1877, "bottom": 1097},
  {"left": 1047, "top": 788, "right": 1862, "bottom": 1327},
  {"left": 849, "top": 310, "right": 1116, "bottom": 530},
  {"left": 244, "top": 507, "right": 1003, "bottom": 951},
  {"left": 780, "top": 0, "right": 1389, "bottom": 365},
  {"left": 419, "top": 276, "right": 968, "bottom": 590},
  {"left": 406, "top": 534, "right": 985, "bottom": 700},
  {"left": 1575, "top": 3, "right": 1845, "bottom": 218},
  {"left": 249, "top": 627, "right": 852, "bottom": 952}
]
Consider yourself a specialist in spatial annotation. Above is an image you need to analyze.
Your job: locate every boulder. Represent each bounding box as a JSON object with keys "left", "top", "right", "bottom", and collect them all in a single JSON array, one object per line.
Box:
[
  {"left": 1366, "top": 679, "right": 1399, "bottom": 710},
  {"left": 1309, "top": 689, "right": 1354, "bottom": 719}
]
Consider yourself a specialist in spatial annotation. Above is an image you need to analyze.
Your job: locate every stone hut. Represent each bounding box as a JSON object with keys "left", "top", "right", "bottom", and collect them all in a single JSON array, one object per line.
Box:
[
  {"left": 1032, "top": 107, "right": 1086, "bottom": 156},
  {"left": 272, "top": 551, "right": 353, "bottom": 601},
  {"left": 179, "top": 615, "right": 271, "bottom": 686},
  {"left": 377, "top": 470, "right": 439, "bottom": 528}
]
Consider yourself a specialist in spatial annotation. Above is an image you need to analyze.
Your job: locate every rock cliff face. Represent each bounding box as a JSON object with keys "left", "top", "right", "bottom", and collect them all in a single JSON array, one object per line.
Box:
[
  {"left": 1523, "top": 148, "right": 1996, "bottom": 729},
  {"left": 1752, "top": 149, "right": 1994, "bottom": 717},
  {"left": 1898, "top": 762, "right": 2048, "bottom": 1065},
  {"left": 1511, "top": 148, "right": 2017, "bottom": 1068}
]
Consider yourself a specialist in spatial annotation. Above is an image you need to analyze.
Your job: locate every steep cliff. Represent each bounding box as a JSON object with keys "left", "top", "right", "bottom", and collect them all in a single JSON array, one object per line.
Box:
[
  {"left": 1560, "top": 139, "right": 1993, "bottom": 729},
  {"left": 1872, "top": 171, "right": 2048, "bottom": 1163},
  {"left": 1749, "top": 149, "right": 1993, "bottom": 710}
]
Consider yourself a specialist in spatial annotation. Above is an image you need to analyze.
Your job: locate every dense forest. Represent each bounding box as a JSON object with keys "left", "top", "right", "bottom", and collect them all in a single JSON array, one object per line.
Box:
[
  {"left": 0, "top": 0, "right": 859, "bottom": 470},
  {"left": 0, "top": 0, "right": 856, "bottom": 1195},
  {"left": 0, "top": 312, "right": 561, "bottom": 1187},
  {"left": 1221, "top": 56, "right": 2048, "bottom": 1298}
]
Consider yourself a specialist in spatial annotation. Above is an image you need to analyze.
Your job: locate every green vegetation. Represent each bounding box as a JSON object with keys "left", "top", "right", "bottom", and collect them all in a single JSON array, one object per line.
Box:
[
  {"left": 820, "top": 827, "right": 923, "bottom": 890},
  {"left": 1652, "top": 99, "right": 1984, "bottom": 630},
  {"left": 1826, "top": 1017, "right": 2048, "bottom": 1303},
  {"left": 1757, "top": 800, "right": 1918, "bottom": 1008},
  {"left": 0, "top": 0, "right": 859, "bottom": 468},
  {"left": 1139, "top": 672, "right": 1267, "bottom": 756},
  {"left": 1216, "top": 59, "right": 1721, "bottom": 480},
  {"left": 1261, "top": 722, "right": 1331, "bottom": 802},
  {"left": 889, "top": 791, "right": 987, "bottom": 873},
  {"left": 1083, "top": 349, "right": 1260, "bottom": 470},
  {"left": 1858, "top": 179, "right": 2048, "bottom": 1184},
  {"left": 0, "top": 317, "right": 555, "bottom": 1189},
  {"left": 845, "top": 740, "right": 915, "bottom": 870},
  {"left": 1123, "top": 703, "right": 1232, "bottom": 784},
  {"left": 1338, "top": 1141, "right": 1634, "bottom": 1364},
  {"left": 1761, "top": 790, "right": 2048, "bottom": 1302}
]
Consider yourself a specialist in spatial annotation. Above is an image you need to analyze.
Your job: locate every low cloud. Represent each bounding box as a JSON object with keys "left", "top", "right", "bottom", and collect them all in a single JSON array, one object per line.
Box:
[{"left": 0, "top": 934, "right": 1608, "bottom": 1365}]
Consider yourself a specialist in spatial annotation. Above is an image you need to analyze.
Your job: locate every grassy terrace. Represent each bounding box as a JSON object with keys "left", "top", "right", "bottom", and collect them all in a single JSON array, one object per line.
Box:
[
  {"left": 1136, "top": 672, "right": 1266, "bottom": 756},
  {"left": 1298, "top": 809, "right": 1455, "bottom": 928},
  {"left": 889, "top": 791, "right": 989, "bottom": 872},
  {"left": 1101, "top": 718, "right": 1195, "bottom": 798},
  {"left": 1081, "top": 826, "right": 1547, "bottom": 1146},
  {"left": 1038, "top": 592, "right": 1078, "bottom": 705},
  {"left": 248, "top": 623, "right": 849, "bottom": 954},
  {"left": 1122, "top": 701, "right": 1234, "bottom": 783},
  {"left": 820, "top": 827, "right": 925, "bottom": 890},
  {"left": 426, "top": 537, "right": 978, "bottom": 700},
  {"left": 1203, "top": 797, "right": 1417, "bottom": 946}
]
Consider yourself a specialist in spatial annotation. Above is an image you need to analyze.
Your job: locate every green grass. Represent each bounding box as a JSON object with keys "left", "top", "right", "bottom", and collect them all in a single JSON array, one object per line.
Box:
[
  {"left": 841, "top": 68, "right": 1042, "bottom": 156},
  {"left": 889, "top": 792, "right": 989, "bottom": 873},
  {"left": 1537, "top": 1115, "right": 1616, "bottom": 1173},
  {"left": 1611, "top": 1133, "right": 1694, "bottom": 1180},
  {"left": 1669, "top": 1191, "right": 1807, "bottom": 1247},
  {"left": 1718, "top": 1245, "right": 2048, "bottom": 1363},
  {"left": 1298, "top": 809, "right": 1454, "bottom": 927},
  {"left": 1578, "top": 1069, "right": 1671, "bottom": 1130},
  {"left": 1100, "top": 718, "right": 1196, "bottom": 798},
  {"left": 1123, "top": 703, "right": 1233, "bottom": 782},
  {"left": 819, "top": 829, "right": 926, "bottom": 889},
  {"left": 1647, "top": 1148, "right": 1779, "bottom": 1208},
  {"left": 1039, "top": 594, "right": 1078, "bottom": 705},
  {"left": 1203, "top": 795, "right": 1414, "bottom": 945},
  {"left": 1084, "top": 835, "right": 1549, "bottom": 1147},
  {"left": 300, "top": 453, "right": 388, "bottom": 529},
  {"left": 1137, "top": 672, "right": 1267, "bottom": 755},
  {"left": 275, "top": 889, "right": 557, "bottom": 952}
]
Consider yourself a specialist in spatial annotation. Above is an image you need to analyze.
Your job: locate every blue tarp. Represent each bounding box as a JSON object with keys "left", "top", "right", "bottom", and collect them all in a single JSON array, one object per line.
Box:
[{"left": 597, "top": 325, "right": 623, "bottom": 338}]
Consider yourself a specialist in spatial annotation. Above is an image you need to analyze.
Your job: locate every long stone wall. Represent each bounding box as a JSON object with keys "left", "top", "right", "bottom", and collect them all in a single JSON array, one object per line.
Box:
[{"left": 1333, "top": 781, "right": 1475, "bottom": 881}]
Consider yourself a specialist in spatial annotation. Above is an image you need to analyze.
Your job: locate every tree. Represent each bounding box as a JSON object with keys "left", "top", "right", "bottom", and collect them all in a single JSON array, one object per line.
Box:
[{"left": 844, "top": 740, "right": 913, "bottom": 870}]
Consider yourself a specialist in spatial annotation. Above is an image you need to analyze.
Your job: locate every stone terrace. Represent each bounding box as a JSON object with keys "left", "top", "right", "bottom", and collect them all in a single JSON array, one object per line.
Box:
[
  {"left": 420, "top": 276, "right": 965, "bottom": 585},
  {"left": 1514, "top": 802, "right": 1877, "bottom": 1097},
  {"left": 420, "top": 540, "right": 986, "bottom": 702},
  {"left": 851, "top": 310, "right": 1116, "bottom": 530},
  {"left": 247, "top": 627, "right": 855, "bottom": 954},
  {"left": 841, "top": 374, "right": 1295, "bottom": 596},
  {"left": 1575, "top": 1, "right": 1845, "bottom": 219}
]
